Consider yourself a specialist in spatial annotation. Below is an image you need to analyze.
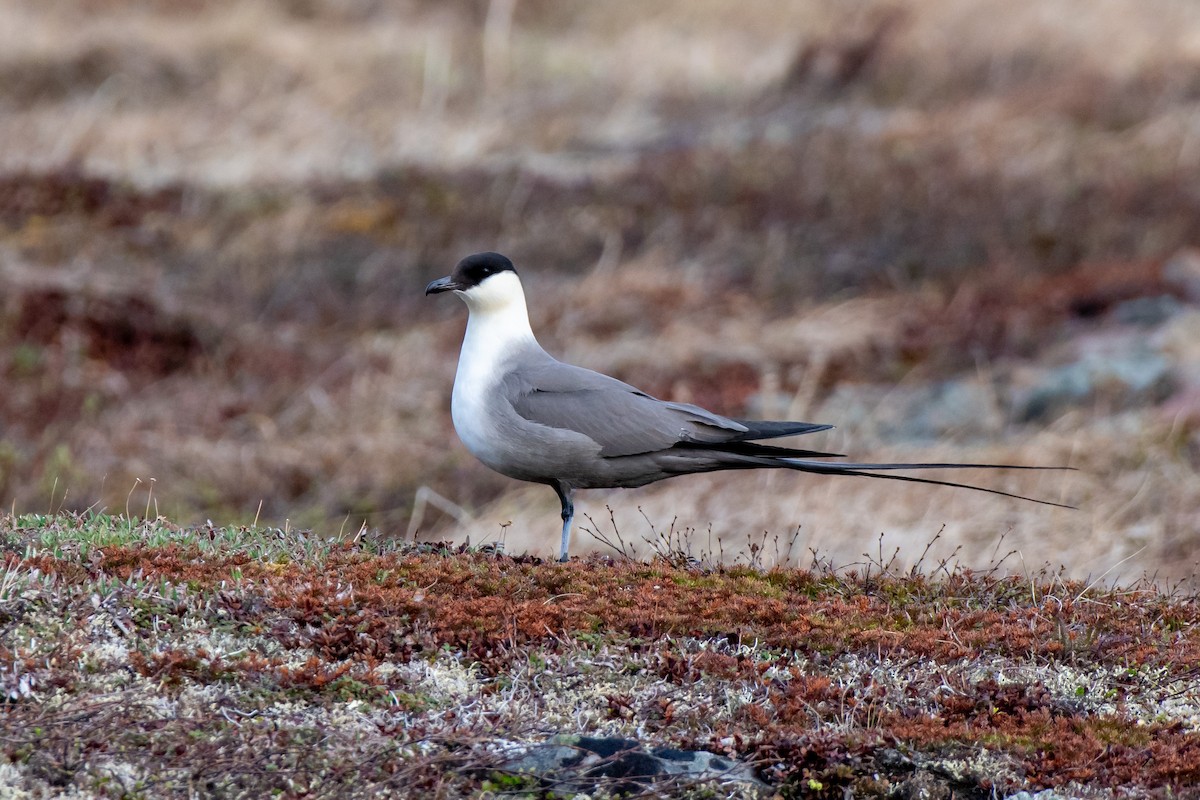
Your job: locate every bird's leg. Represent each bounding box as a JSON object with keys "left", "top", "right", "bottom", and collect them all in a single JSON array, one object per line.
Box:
[{"left": 553, "top": 483, "right": 574, "bottom": 562}]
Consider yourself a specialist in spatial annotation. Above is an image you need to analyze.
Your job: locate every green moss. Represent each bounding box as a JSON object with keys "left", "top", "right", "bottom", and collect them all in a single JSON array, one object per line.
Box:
[{"left": 11, "top": 343, "right": 43, "bottom": 376}]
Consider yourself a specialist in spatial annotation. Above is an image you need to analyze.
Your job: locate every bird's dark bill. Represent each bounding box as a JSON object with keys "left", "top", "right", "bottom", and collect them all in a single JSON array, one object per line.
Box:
[{"left": 425, "top": 276, "right": 460, "bottom": 295}]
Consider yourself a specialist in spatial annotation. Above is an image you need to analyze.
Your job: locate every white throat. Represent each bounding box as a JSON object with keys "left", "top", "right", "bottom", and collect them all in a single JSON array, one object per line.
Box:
[
  {"left": 450, "top": 271, "right": 540, "bottom": 460},
  {"left": 457, "top": 271, "right": 537, "bottom": 364}
]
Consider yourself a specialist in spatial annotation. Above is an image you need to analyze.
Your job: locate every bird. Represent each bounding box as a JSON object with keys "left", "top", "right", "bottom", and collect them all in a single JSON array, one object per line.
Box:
[{"left": 425, "top": 252, "right": 1073, "bottom": 562}]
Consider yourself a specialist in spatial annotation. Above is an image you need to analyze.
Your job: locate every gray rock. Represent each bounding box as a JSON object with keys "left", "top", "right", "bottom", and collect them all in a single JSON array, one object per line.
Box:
[
  {"left": 1011, "top": 343, "right": 1177, "bottom": 423},
  {"left": 895, "top": 768, "right": 952, "bottom": 800},
  {"left": 814, "top": 378, "right": 1002, "bottom": 442},
  {"left": 495, "top": 735, "right": 766, "bottom": 796},
  {"left": 892, "top": 379, "right": 1003, "bottom": 441},
  {"left": 1111, "top": 295, "right": 1182, "bottom": 327},
  {"left": 1163, "top": 247, "right": 1200, "bottom": 303}
]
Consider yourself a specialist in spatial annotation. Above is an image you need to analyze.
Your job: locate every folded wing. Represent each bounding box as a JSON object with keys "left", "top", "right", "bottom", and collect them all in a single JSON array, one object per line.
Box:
[{"left": 506, "top": 360, "right": 834, "bottom": 458}]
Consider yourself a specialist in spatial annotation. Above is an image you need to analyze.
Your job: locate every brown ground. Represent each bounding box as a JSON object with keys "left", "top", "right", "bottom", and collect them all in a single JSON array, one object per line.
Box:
[
  {"left": 3, "top": 515, "right": 1200, "bottom": 797},
  {"left": 2, "top": 0, "right": 1200, "bottom": 580}
]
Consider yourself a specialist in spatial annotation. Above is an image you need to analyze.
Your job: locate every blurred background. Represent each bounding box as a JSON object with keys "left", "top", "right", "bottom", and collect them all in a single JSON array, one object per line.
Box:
[{"left": 2, "top": 0, "right": 1200, "bottom": 580}]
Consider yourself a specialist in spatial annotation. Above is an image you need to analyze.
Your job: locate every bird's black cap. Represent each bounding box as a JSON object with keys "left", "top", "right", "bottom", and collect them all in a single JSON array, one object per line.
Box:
[
  {"left": 426, "top": 252, "right": 516, "bottom": 295},
  {"left": 454, "top": 252, "right": 516, "bottom": 287}
]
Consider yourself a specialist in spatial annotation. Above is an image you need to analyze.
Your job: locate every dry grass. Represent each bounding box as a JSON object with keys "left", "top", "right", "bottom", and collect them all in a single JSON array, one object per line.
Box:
[{"left": 2, "top": 0, "right": 1199, "bottom": 185}]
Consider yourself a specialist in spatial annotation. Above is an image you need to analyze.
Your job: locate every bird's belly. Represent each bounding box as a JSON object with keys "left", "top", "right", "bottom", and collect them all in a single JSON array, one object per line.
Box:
[
  {"left": 451, "top": 383, "right": 544, "bottom": 481},
  {"left": 450, "top": 387, "right": 507, "bottom": 467},
  {"left": 451, "top": 377, "right": 600, "bottom": 485}
]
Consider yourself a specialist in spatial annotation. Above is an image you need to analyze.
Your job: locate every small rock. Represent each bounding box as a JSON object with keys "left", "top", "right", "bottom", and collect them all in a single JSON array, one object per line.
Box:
[
  {"left": 496, "top": 735, "right": 766, "bottom": 796},
  {"left": 895, "top": 768, "right": 952, "bottom": 800},
  {"left": 876, "top": 748, "right": 915, "bottom": 769},
  {"left": 1163, "top": 248, "right": 1200, "bottom": 303},
  {"left": 815, "top": 378, "right": 1002, "bottom": 442},
  {"left": 1111, "top": 295, "right": 1182, "bottom": 327},
  {"left": 1152, "top": 310, "right": 1200, "bottom": 372},
  {"left": 1010, "top": 340, "right": 1177, "bottom": 423},
  {"left": 894, "top": 379, "right": 1003, "bottom": 440}
]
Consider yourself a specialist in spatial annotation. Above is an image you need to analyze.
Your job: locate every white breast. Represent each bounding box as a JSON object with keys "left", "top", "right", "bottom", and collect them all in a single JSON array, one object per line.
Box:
[
  {"left": 448, "top": 271, "right": 538, "bottom": 467},
  {"left": 450, "top": 341, "right": 509, "bottom": 463}
]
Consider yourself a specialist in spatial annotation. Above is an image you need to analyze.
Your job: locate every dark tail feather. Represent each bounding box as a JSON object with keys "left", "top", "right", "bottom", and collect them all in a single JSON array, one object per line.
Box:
[
  {"left": 787, "top": 460, "right": 1073, "bottom": 472},
  {"left": 730, "top": 420, "right": 834, "bottom": 442},
  {"left": 691, "top": 439, "right": 846, "bottom": 459},
  {"left": 780, "top": 458, "right": 1077, "bottom": 509}
]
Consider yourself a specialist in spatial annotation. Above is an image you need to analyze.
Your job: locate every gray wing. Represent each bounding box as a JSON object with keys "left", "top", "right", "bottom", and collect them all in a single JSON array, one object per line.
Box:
[{"left": 504, "top": 359, "right": 748, "bottom": 457}]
